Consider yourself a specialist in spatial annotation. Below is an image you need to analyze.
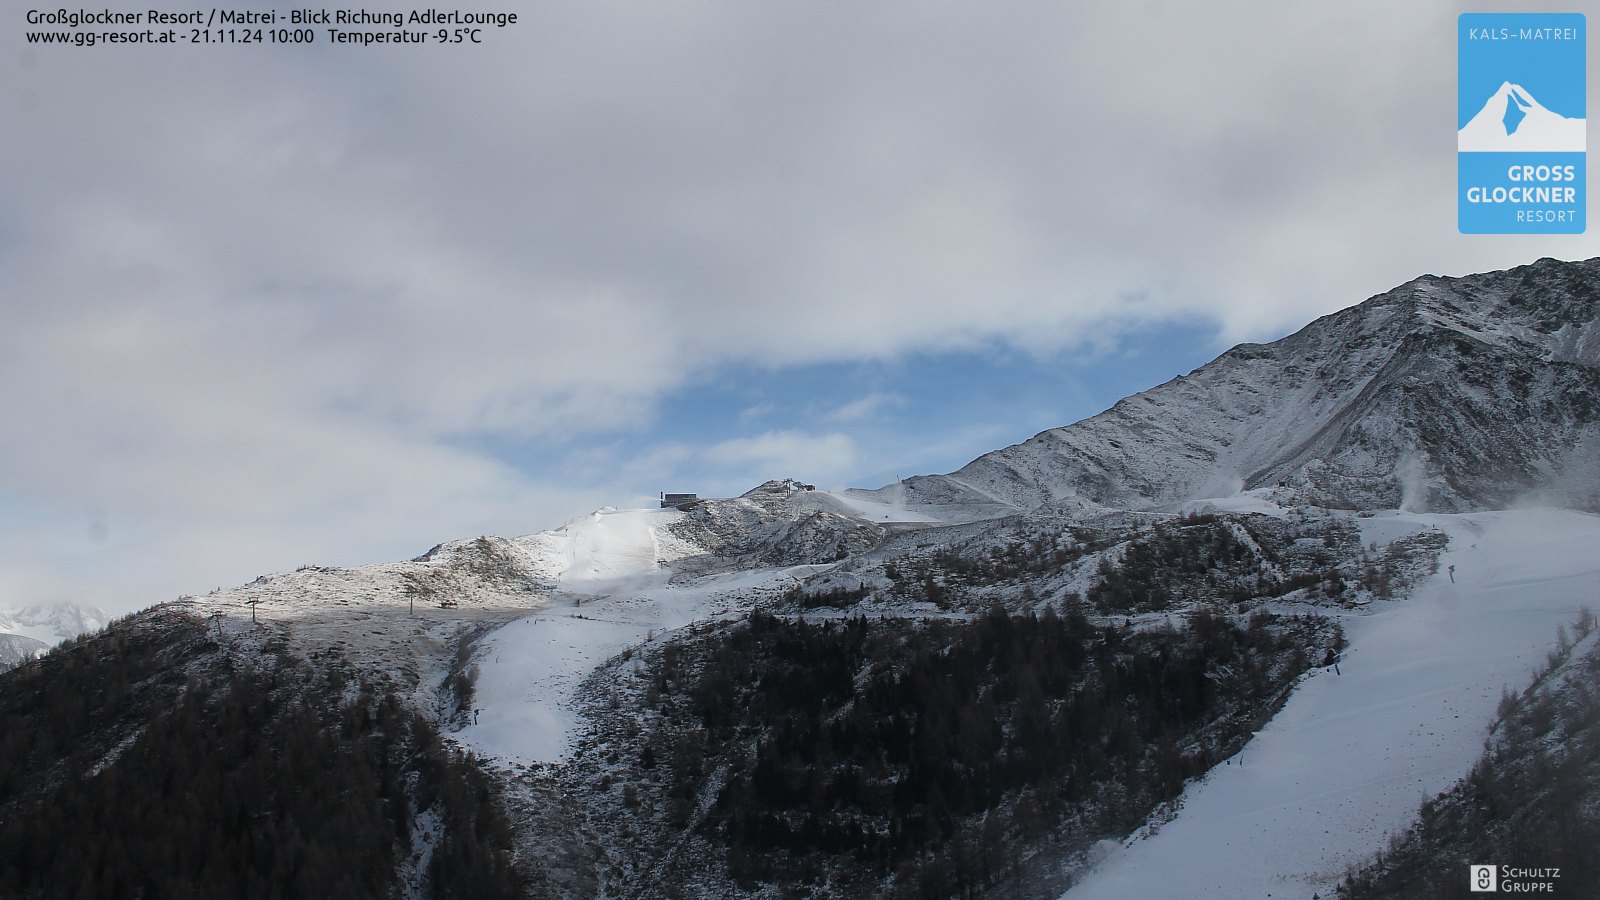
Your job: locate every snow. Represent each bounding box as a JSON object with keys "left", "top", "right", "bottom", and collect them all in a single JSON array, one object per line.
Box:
[
  {"left": 1178, "top": 489, "right": 1292, "bottom": 519},
  {"left": 458, "top": 567, "right": 811, "bottom": 764},
  {"left": 180, "top": 504, "right": 792, "bottom": 762},
  {"left": 876, "top": 259, "right": 1600, "bottom": 520},
  {"left": 0, "top": 602, "right": 110, "bottom": 646},
  {"left": 1353, "top": 509, "right": 1438, "bottom": 548},
  {"left": 0, "top": 622, "right": 66, "bottom": 646},
  {"left": 828, "top": 488, "right": 945, "bottom": 524},
  {"left": 1064, "top": 508, "right": 1600, "bottom": 900},
  {"left": 117, "top": 258, "right": 1597, "bottom": 893},
  {"left": 457, "top": 506, "right": 823, "bottom": 765},
  {"left": 549, "top": 507, "right": 695, "bottom": 588}
]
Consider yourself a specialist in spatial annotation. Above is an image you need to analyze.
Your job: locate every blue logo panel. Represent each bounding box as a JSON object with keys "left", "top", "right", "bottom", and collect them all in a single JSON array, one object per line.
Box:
[
  {"left": 1459, "top": 153, "right": 1585, "bottom": 233},
  {"left": 1458, "top": 13, "right": 1586, "bottom": 234}
]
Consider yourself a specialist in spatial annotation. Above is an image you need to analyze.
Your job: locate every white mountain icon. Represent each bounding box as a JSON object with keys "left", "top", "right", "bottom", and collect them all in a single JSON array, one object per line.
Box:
[{"left": 1458, "top": 81, "right": 1586, "bottom": 152}]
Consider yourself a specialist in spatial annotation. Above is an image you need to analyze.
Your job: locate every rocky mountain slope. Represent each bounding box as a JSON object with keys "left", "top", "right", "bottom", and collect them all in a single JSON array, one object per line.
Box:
[
  {"left": 864, "top": 257, "right": 1600, "bottom": 516},
  {"left": 3, "top": 257, "right": 1598, "bottom": 899}
]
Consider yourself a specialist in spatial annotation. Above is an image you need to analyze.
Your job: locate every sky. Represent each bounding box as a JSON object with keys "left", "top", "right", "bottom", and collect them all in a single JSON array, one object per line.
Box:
[
  {"left": 1458, "top": 12, "right": 1586, "bottom": 124},
  {"left": 3, "top": 0, "right": 1597, "bottom": 616}
]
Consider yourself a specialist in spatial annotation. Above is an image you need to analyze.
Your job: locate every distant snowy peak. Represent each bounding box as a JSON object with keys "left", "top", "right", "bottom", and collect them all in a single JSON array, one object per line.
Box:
[
  {"left": 1459, "top": 81, "right": 1585, "bottom": 152},
  {"left": 871, "top": 257, "right": 1600, "bottom": 517},
  {"left": 0, "top": 602, "right": 111, "bottom": 647},
  {"left": 0, "top": 633, "right": 49, "bottom": 671}
]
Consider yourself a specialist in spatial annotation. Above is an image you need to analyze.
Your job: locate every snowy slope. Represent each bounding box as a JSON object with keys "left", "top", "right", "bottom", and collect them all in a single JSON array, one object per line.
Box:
[
  {"left": 173, "top": 499, "right": 863, "bottom": 768},
  {"left": 0, "top": 602, "right": 110, "bottom": 647},
  {"left": 0, "top": 633, "right": 49, "bottom": 670},
  {"left": 458, "top": 565, "right": 816, "bottom": 765},
  {"left": 177, "top": 532, "right": 570, "bottom": 716},
  {"left": 177, "top": 500, "right": 866, "bottom": 755},
  {"left": 97, "top": 255, "right": 1600, "bottom": 896},
  {"left": 666, "top": 481, "right": 898, "bottom": 568},
  {"left": 865, "top": 258, "right": 1600, "bottom": 517},
  {"left": 455, "top": 505, "right": 832, "bottom": 764},
  {"left": 1064, "top": 508, "right": 1600, "bottom": 900},
  {"left": 547, "top": 507, "right": 698, "bottom": 587},
  {"left": 826, "top": 485, "right": 944, "bottom": 523}
]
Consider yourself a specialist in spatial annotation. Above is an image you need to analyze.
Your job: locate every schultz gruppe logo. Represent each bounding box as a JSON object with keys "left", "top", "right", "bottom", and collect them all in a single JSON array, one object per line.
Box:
[
  {"left": 1468, "top": 865, "right": 1563, "bottom": 892},
  {"left": 1459, "top": 13, "right": 1586, "bottom": 234}
]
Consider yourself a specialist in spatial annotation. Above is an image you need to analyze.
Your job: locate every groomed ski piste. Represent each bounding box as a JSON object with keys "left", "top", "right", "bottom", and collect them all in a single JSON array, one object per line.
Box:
[
  {"left": 456, "top": 488, "right": 957, "bottom": 766},
  {"left": 441, "top": 492, "right": 1600, "bottom": 894},
  {"left": 1064, "top": 506, "right": 1600, "bottom": 899},
  {"left": 458, "top": 505, "right": 838, "bottom": 765}
]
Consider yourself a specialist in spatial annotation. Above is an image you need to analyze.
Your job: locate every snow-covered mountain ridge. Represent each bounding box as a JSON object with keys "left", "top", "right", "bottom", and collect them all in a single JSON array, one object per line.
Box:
[
  {"left": 7, "top": 257, "right": 1600, "bottom": 899},
  {"left": 0, "top": 602, "right": 111, "bottom": 669},
  {"left": 0, "top": 634, "right": 49, "bottom": 672},
  {"left": 863, "top": 257, "right": 1600, "bottom": 516},
  {"left": 0, "top": 603, "right": 111, "bottom": 646}
]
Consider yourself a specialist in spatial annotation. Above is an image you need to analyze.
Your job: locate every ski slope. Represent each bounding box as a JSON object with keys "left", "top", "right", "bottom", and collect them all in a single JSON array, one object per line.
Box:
[
  {"left": 1064, "top": 508, "right": 1600, "bottom": 899},
  {"left": 827, "top": 487, "right": 946, "bottom": 523},
  {"left": 551, "top": 507, "right": 687, "bottom": 588},
  {"left": 458, "top": 506, "right": 828, "bottom": 765}
]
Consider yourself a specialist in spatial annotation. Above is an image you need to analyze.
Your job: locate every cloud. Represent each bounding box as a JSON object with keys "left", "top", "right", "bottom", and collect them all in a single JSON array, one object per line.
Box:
[
  {"left": 703, "top": 431, "right": 859, "bottom": 483},
  {"left": 1, "top": 0, "right": 1587, "bottom": 612},
  {"left": 821, "top": 392, "right": 909, "bottom": 424}
]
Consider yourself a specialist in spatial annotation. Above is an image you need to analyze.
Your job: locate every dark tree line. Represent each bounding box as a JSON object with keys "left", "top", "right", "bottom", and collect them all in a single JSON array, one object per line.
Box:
[
  {"left": 871, "top": 523, "right": 1103, "bottom": 611},
  {"left": 1089, "top": 515, "right": 1276, "bottom": 612},
  {"left": 925, "top": 525, "right": 1096, "bottom": 586},
  {"left": 0, "top": 612, "right": 521, "bottom": 900},
  {"left": 866, "top": 512, "right": 1378, "bottom": 617},
  {"left": 636, "top": 604, "right": 1338, "bottom": 897},
  {"left": 785, "top": 583, "right": 871, "bottom": 610},
  {"left": 1086, "top": 513, "right": 1376, "bottom": 613}
]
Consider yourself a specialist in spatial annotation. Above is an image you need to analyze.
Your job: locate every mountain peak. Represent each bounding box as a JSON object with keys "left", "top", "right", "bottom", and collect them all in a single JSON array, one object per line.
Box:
[
  {"left": 0, "top": 602, "right": 111, "bottom": 647},
  {"left": 866, "top": 258, "right": 1600, "bottom": 517}
]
